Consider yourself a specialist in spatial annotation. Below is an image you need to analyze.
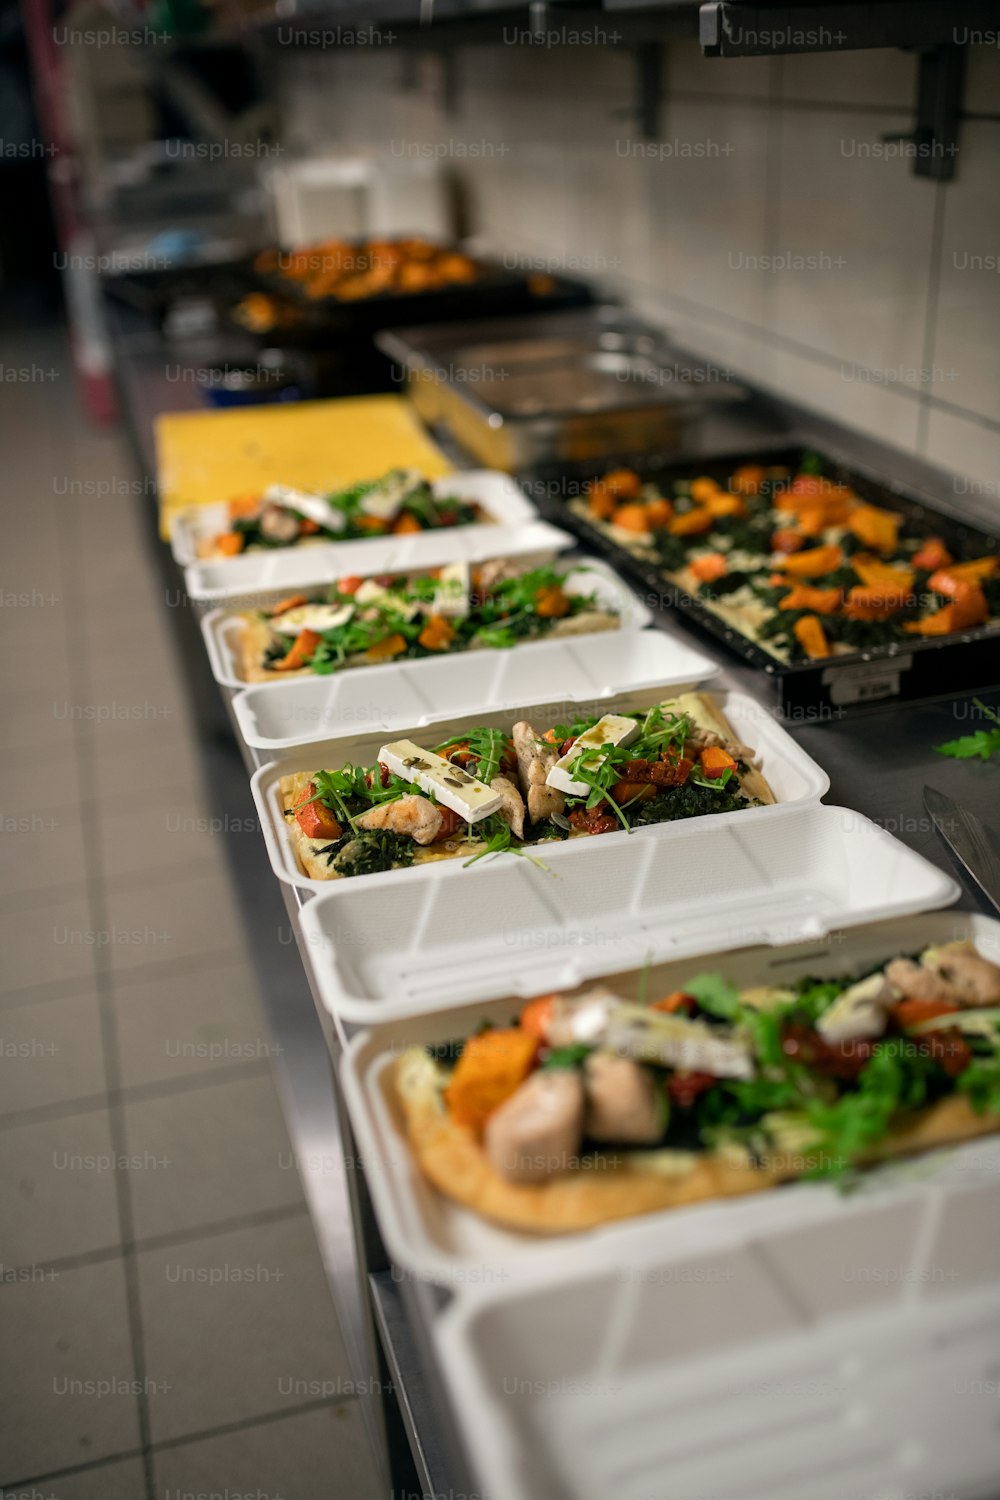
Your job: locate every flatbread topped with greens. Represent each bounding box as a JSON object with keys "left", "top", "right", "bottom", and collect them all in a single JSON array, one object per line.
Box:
[
  {"left": 236, "top": 559, "right": 620, "bottom": 683},
  {"left": 279, "top": 691, "right": 773, "bottom": 881},
  {"left": 393, "top": 941, "right": 1000, "bottom": 1234},
  {"left": 198, "top": 468, "right": 487, "bottom": 561},
  {"left": 572, "top": 460, "right": 1000, "bottom": 663}
]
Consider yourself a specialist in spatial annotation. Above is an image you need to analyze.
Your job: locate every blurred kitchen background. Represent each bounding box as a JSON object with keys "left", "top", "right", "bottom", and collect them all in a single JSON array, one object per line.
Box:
[{"left": 3, "top": 2, "right": 998, "bottom": 494}]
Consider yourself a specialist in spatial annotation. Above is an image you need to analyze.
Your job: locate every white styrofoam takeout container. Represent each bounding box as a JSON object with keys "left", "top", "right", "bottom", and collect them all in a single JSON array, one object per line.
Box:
[
  {"left": 230, "top": 628, "right": 714, "bottom": 751},
  {"left": 432, "top": 1156, "right": 1000, "bottom": 1500},
  {"left": 204, "top": 553, "right": 656, "bottom": 696},
  {"left": 184, "top": 517, "right": 574, "bottom": 609},
  {"left": 250, "top": 685, "right": 828, "bottom": 899},
  {"left": 177, "top": 471, "right": 554, "bottom": 599}
]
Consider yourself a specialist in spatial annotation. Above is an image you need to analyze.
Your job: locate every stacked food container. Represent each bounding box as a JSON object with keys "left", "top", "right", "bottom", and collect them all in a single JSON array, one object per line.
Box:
[{"left": 168, "top": 446, "right": 1000, "bottom": 1500}]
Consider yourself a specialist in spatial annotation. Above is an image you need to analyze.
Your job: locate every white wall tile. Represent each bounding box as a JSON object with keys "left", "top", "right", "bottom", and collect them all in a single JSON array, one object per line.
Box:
[
  {"left": 771, "top": 106, "right": 936, "bottom": 384},
  {"left": 778, "top": 47, "right": 916, "bottom": 108},
  {"left": 933, "top": 122, "right": 1000, "bottom": 426},
  {"left": 764, "top": 342, "right": 922, "bottom": 450},
  {"left": 962, "top": 42, "right": 1000, "bottom": 112},
  {"left": 665, "top": 37, "right": 774, "bottom": 99},
  {"left": 924, "top": 407, "right": 1000, "bottom": 518}
]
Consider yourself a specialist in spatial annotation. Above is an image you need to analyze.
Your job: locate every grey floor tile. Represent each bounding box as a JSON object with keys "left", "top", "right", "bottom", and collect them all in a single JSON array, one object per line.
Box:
[
  {"left": 7, "top": 1456, "right": 148, "bottom": 1500},
  {"left": 98, "top": 788, "right": 229, "bottom": 888},
  {"left": 138, "top": 1214, "right": 351, "bottom": 1444},
  {"left": 0, "top": 744, "right": 82, "bottom": 825},
  {"left": 0, "top": 687, "right": 78, "bottom": 757},
  {"left": 90, "top": 724, "right": 204, "bottom": 806},
  {"left": 0, "top": 802, "right": 88, "bottom": 903},
  {"left": 112, "top": 957, "right": 272, "bottom": 1090},
  {"left": 0, "top": 897, "right": 97, "bottom": 999},
  {"left": 122, "top": 1071, "right": 302, "bottom": 1240},
  {"left": 0, "top": 1258, "right": 140, "bottom": 1479},
  {"left": 153, "top": 1401, "right": 384, "bottom": 1500},
  {"left": 0, "top": 1110, "right": 121, "bottom": 1267},
  {"left": 0, "top": 991, "right": 106, "bottom": 1117},
  {"left": 103, "top": 867, "right": 247, "bottom": 976}
]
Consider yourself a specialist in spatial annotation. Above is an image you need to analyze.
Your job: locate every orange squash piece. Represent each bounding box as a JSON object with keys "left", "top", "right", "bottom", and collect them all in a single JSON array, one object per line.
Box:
[
  {"left": 651, "top": 991, "right": 695, "bottom": 1014},
  {"left": 690, "top": 553, "right": 727, "bottom": 584},
  {"left": 444, "top": 1029, "right": 539, "bottom": 1130},
  {"left": 645, "top": 497, "right": 673, "bottom": 528},
  {"left": 911, "top": 537, "right": 953, "bottom": 572},
  {"left": 418, "top": 614, "right": 456, "bottom": 651},
  {"left": 366, "top": 632, "right": 409, "bottom": 660},
  {"left": 535, "top": 585, "right": 571, "bottom": 618},
  {"left": 851, "top": 555, "right": 916, "bottom": 594},
  {"left": 392, "top": 512, "right": 423, "bottom": 535},
  {"left": 294, "top": 786, "right": 342, "bottom": 842},
  {"left": 702, "top": 491, "right": 747, "bottom": 520},
  {"left": 793, "top": 614, "right": 831, "bottom": 659},
  {"left": 215, "top": 531, "right": 245, "bottom": 556},
  {"left": 904, "top": 582, "right": 988, "bottom": 636},
  {"left": 842, "top": 585, "right": 911, "bottom": 621},
  {"left": 588, "top": 480, "right": 616, "bottom": 520},
  {"left": 227, "top": 493, "right": 260, "bottom": 519},
  {"left": 699, "top": 745, "right": 738, "bottom": 778},
  {"left": 274, "top": 628, "right": 323, "bottom": 671},
  {"left": 929, "top": 557, "right": 999, "bottom": 592},
  {"left": 356, "top": 515, "right": 390, "bottom": 534},
  {"left": 847, "top": 503, "right": 900, "bottom": 554},
  {"left": 689, "top": 477, "right": 721, "bottom": 503},
  {"left": 269, "top": 593, "right": 309, "bottom": 617},
  {"left": 778, "top": 585, "right": 841, "bottom": 614},
  {"left": 781, "top": 544, "right": 843, "bottom": 578},
  {"left": 772, "top": 528, "right": 804, "bottom": 554},
  {"left": 519, "top": 995, "right": 556, "bottom": 1040},
  {"left": 612, "top": 503, "right": 652, "bottom": 533},
  {"left": 730, "top": 464, "right": 766, "bottom": 497},
  {"left": 668, "top": 507, "right": 715, "bottom": 537},
  {"left": 604, "top": 468, "right": 642, "bottom": 501}
]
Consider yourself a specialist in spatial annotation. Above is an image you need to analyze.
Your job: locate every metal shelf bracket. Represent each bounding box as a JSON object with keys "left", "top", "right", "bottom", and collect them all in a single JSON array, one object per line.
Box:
[{"left": 881, "top": 45, "right": 965, "bottom": 182}]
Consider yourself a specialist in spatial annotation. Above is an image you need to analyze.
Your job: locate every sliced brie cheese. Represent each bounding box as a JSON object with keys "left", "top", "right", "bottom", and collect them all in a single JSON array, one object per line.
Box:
[
  {"left": 816, "top": 972, "right": 894, "bottom": 1044},
  {"left": 358, "top": 468, "right": 422, "bottom": 522},
  {"left": 272, "top": 603, "right": 354, "bottom": 637},
  {"left": 379, "top": 738, "right": 502, "bottom": 824},
  {"left": 431, "top": 561, "right": 470, "bottom": 619},
  {"left": 353, "top": 579, "right": 422, "bottom": 621},
  {"left": 546, "top": 714, "right": 641, "bottom": 797},
  {"left": 263, "top": 484, "right": 343, "bottom": 531},
  {"left": 605, "top": 1002, "right": 755, "bottom": 1080}
]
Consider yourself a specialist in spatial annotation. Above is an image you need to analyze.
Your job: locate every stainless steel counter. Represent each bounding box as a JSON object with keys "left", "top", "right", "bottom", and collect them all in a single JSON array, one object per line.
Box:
[{"left": 106, "top": 294, "right": 1000, "bottom": 1500}]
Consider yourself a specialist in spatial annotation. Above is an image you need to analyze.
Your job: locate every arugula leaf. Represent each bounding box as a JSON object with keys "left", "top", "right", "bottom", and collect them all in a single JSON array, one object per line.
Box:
[
  {"left": 934, "top": 700, "right": 1000, "bottom": 761},
  {"left": 958, "top": 1056, "right": 1000, "bottom": 1116},
  {"left": 682, "top": 973, "right": 742, "bottom": 1021},
  {"left": 542, "top": 1043, "right": 593, "bottom": 1070}
]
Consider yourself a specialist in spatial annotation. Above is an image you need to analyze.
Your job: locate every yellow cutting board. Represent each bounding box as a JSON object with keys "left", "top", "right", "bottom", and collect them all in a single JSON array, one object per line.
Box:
[{"left": 155, "top": 394, "right": 453, "bottom": 537}]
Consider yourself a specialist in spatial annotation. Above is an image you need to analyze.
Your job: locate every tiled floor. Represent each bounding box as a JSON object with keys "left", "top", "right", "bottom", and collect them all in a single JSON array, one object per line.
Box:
[{"left": 0, "top": 315, "right": 383, "bottom": 1498}]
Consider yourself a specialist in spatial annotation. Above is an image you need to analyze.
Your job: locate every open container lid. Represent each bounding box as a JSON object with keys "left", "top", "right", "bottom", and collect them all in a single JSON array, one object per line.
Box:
[
  {"left": 183, "top": 519, "right": 574, "bottom": 603},
  {"left": 433, "top": 1243, "right": 1000, "bottom": 1500},
  {"left": 299, "top": 802, "right": 958, "bottom": 1026},
  {"left": 227, "top": 572, "right": 694, "bottom": 747}
]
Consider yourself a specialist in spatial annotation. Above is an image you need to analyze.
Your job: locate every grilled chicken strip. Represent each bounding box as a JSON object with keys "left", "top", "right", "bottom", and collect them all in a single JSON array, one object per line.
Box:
[
  {"left": 888, "top": 945, "right": 1000, "bottom": 1009},
  {"left": 485, "top": 1069, "right": 585, "bottom": 1183},
  {"left": 512, "top": 719, "right": 566, "bottom": 823},
  {"left": 355, "top": 794, "right": 443, "bottom": 845},
  {"left": 584, "top": 1053, "right": 664, "bottom": 1144},
  {"left": 259, "top": 504, "right": 301, "bottom": 544},
  {"left": 491, "top": 774, "right": 526, "bottom": 840}
]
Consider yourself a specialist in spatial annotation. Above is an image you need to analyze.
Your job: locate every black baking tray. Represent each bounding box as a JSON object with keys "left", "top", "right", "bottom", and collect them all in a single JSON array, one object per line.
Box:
[
  {"left": 519, "top": 445, "right": 1000, "bottom": 718},
  {"left": 251, "top": 249, "right": 593, "bottom": 337}
]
